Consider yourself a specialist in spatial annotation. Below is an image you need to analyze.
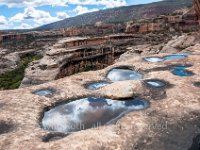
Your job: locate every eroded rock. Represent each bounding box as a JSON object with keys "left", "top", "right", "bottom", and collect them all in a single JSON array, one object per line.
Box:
[
  {"left": 161, "top": 34, "right": 196, "bottom": 53},
  {"left": 99, "top": 81, "right": 143, "bottom": 99},
  {"left": 0, "top": 34, "right": 200, "bottom": 150}
]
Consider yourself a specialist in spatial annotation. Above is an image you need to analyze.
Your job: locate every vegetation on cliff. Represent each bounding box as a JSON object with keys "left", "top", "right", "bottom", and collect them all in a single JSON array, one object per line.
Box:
[{"left": 0, "top": 53, "right": 42, "bottom": 90}]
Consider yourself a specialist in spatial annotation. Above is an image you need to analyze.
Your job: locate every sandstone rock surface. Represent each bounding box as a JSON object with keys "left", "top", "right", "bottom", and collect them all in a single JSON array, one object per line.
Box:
[
  {"left": 161, "top": 34, "right": 197, "bottom": 53},
  {"left": 0, "top": 37, "right": 200, "bottom": 149},
  {"left": 0, "top": 50, "right": 20, "bottom": 75}
]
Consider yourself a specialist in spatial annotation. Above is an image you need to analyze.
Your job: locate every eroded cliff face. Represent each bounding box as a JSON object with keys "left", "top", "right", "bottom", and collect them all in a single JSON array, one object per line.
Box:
[
  {"left": 0, "top": 33, "right": 200, "bottom": 150},
  {"left": 20, "top": 33, "right": 172, "bottom": 88}
]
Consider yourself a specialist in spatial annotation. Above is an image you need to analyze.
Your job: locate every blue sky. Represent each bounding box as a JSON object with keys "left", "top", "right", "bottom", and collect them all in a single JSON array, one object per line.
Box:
[{"left": 0, "top": 0, "right": 161, "bottom": 30}]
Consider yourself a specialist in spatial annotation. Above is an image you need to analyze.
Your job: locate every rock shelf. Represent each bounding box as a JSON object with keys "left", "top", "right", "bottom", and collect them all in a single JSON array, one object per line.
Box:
[{"left": 0, "top": 33, "right": 200, "bottom": 150}]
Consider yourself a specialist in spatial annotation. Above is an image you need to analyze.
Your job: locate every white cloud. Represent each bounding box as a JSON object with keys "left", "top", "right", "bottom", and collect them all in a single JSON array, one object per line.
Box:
[
  {"left": 9, "top": 7, "right": 63, "bottom": 25},
  {"left": 0, "top": 15, "right": 7, "bottom": 25},
  {"left": 0, "top": 0, "right": 67, "bottom": 7},
  {"left": 0, "top": 15, "right": 9, "bottom": 29},
  {"left": 66, "top": 0, "right": 127, "bottom": 8},
  {"left": 74, "top": 5, "right": 99, "bottom": 15},
  {"left": 7, "top": 7, "right": 71, "bottom": 29},
  {"left": 14, "top": 23, "right": 33, "bottom": 29},
  {"left": 0, "top": 0, "right": 127, "bottom": 29},
  {"left": 9, "top": 13, "right": 24, "bottom": 22},
  {"left": 99, "top": 0, "right": 127, "bottom": 8},
  {"left": 0, "top": 0, "right": 127, "bottom": 8},
  {"left": 56, "top": 12, "right": 69, "bottom": 19}
]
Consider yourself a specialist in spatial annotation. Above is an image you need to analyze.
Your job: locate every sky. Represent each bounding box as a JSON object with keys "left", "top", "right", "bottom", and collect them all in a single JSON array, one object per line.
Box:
[{"left": 0, "top": 0, "right": 161, "bottom": 30}]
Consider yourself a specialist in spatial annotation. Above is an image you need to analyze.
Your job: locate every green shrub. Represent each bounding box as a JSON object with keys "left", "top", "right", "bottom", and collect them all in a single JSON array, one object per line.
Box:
[{"left": 0, "top": 53, "right": 42, "bottom": 90}]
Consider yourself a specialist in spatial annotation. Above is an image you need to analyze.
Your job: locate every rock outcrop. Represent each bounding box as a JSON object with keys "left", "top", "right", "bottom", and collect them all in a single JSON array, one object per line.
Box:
[
  {"left": 126, "top": 11, "right": 199, "bottom": 34},
  {"left": 0, "top": 39, "right": 200, "bottom": 149},
  {"left": 21, "top": 33, "right": 172, "bottom": 88},
  {"left": 0, "top": 49, "right": 20, "bottom": 75},
  {"left": 161, "top": 34, "right": 197, "bottom": 53}
]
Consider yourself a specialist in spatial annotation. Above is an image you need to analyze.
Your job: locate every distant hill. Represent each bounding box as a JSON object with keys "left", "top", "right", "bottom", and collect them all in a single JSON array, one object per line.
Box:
[{"left": 37, "top": 0, "right": 193, "bottom": 30}]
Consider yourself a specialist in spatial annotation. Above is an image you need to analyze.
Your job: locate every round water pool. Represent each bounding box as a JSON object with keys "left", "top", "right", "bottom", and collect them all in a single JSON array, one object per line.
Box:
[
  {"left": 171, "top": 66, "right": 193, "bottom": 77},
  {"left": 144, "top": 79, "right": 167, "bottom": 88},
  {"left": 42, "top": 97, "right": 149, "bottom": 133},
  {"left": 86, "top": 81, "right": 111, "bottom": 90},
  {"left": 107, "top": 68, "right": 143, "bottom": 81},
  {"left": 33, "top": 89, "right": 54, "bottom": 97},
  {"left": 144, "top": 57, "right": 164, "bottom": 63},
  {"left": 163, "top": 55, "right": 187, "bottom": 61}
]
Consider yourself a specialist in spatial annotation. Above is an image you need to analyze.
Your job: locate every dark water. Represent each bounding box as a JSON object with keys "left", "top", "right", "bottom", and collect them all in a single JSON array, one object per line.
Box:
[
  {"left": 33, "top": 89, "right": 54, "bottom": 97},
  {"left": 42, "top": 97, "right": 149, "bottom": 133},
  {"left": 188, "top": 134, "right": 200, "bottom": 150},
  {"left": 0, "top": 121, "right": 15, "bottom": 135},
  {"left": 194, "top": 82, "right": 200, "bottom": 88},
  {"left": 86, "top": 81, "right": 111, "bottom": 90},
  {"left": 171, "top": 66, "right": 193, "bottom": 77},
  {"left": 107, "top": 68, "right": 143, "bottom": 81},
  {"left": 145, "top": 79, "right": 166, "bottom": 88}
]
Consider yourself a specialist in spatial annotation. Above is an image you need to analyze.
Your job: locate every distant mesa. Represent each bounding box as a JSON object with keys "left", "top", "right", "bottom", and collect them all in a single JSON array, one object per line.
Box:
[{"left": 37, "top": 0, "right": 193, "bottom": 30}]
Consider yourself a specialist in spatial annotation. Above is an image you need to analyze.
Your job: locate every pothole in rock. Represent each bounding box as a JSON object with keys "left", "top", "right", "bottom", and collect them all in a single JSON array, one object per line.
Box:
[
  {"left": 32, "top": 88, "right": 56, "bottom": 97},
  {"left": 144, "top": 79, "right": 167, "bottom": 88},
  {"left": 170, "top": 66, "right": 194, "bottom": 77},
  {"left": 144, "top": 57, "right": 164, "bottom": 63},
  {"left": 194, "top": 82, "right": 200, "bottom": 88},
  {"left": 107, "top": 67, "right": 143, "bottom": 81},
  {"left": 0, "top": 121, "right": 15, "bottom": 134},
  {"left": 144, "top": 55, "right": 187, "bottom": 63},
  {"left": 163, "top": 55, "right": 187, "bottom": 61},
  {"left": 85, "top": 81, "right": 111, "bottom": 90},
  {"left": 42, "top": 133, "right": 68, "bottom": 142},
  {"left": 41, "top": 97, "right": 149, "bottom": 134}
]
